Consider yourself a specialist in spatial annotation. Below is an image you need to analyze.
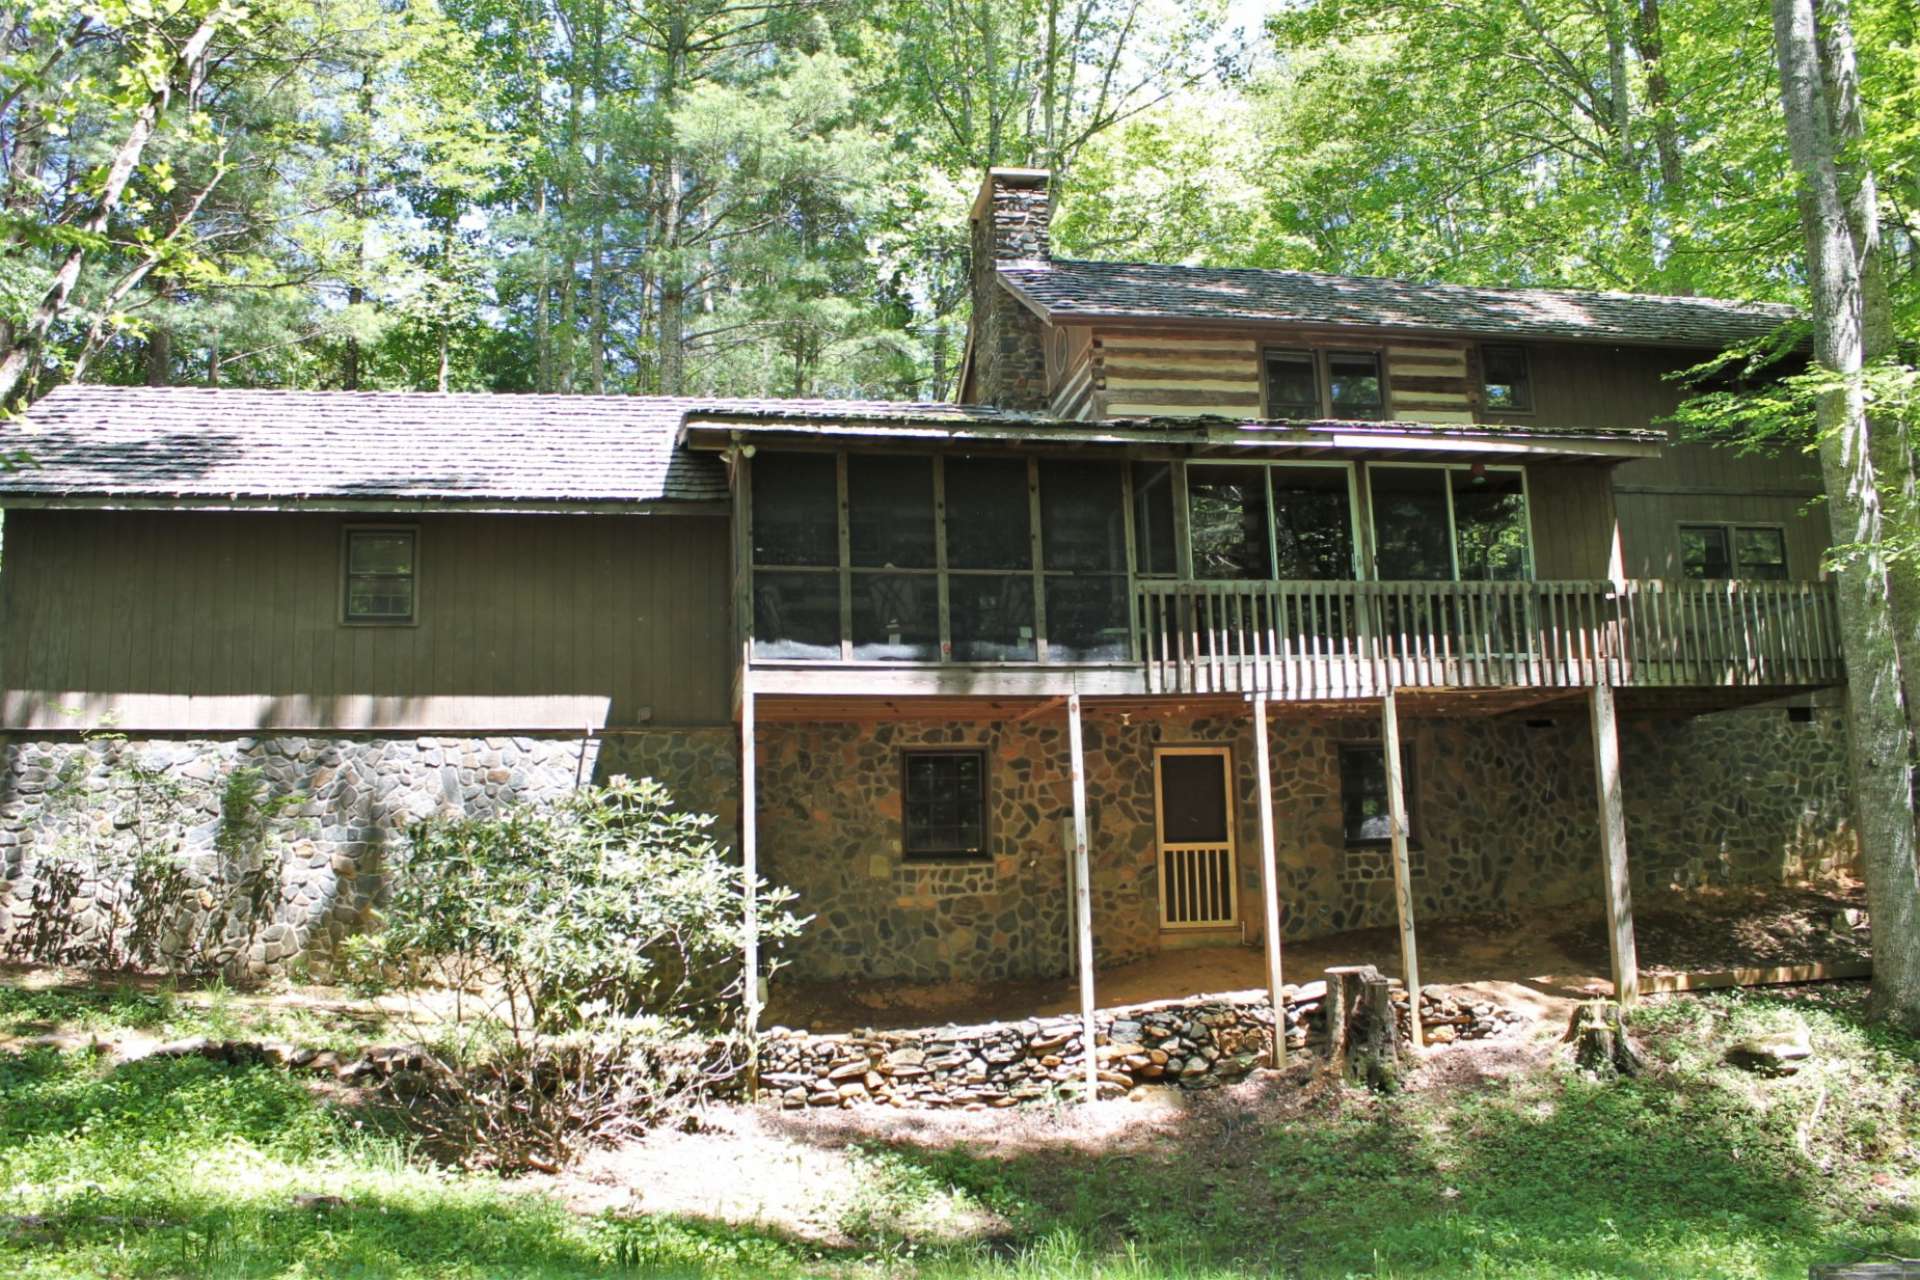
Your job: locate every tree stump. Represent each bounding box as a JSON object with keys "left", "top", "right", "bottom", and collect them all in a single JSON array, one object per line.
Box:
[
  {"left": 1326, "top": 964, "right": 1401, "bottom": 1092},
  {"left": 1563, "top": 999, "right": 1646, "bottom": 1078}
]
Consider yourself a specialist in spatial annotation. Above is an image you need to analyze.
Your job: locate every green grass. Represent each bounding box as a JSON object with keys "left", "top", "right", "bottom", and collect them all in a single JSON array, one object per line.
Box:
[
  {"left": 0, "top": 979, "right": 384, "bottom": 1052},
  {"left": 0, "top": 982, "right": 1915, "bottom": 1278}
]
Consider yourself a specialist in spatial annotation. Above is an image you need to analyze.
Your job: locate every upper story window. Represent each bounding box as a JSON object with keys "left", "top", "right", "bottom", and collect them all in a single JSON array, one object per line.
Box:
[
  {"left": 342, "top": 527, "right": 417, "bottom": 624},
  {"left": 1481, "top": 345, "right": 1533, "bottom": 412},
  {"left": 1262, "top": 349, "right": 1387, "bottom": 421},
  {"left": 1370, "top": 465, "right": 1531, "bottom": 581},
  {"left": 1680, "top": 524, "right": 1788, "bottom": 580}
]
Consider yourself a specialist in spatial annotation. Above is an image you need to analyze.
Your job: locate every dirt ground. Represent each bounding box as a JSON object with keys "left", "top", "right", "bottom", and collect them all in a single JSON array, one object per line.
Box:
[
  {"left": 764, "top": 880, "right": 1871, "bottom": 1034},
  {"left": 549, "top": 1030, "right": 1559, "bottom": 1247}
]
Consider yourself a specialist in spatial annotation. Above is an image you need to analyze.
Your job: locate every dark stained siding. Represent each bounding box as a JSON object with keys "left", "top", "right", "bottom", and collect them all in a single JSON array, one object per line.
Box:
[
  {"left": 1480, "top": 341, "right": 1830, "bottom": 581},
  {"left": 1525, "top": 464, "right": 1620, "bottom": 580},
  {"left": 0, "top": 509, "right": 732, "bottom": 730}
]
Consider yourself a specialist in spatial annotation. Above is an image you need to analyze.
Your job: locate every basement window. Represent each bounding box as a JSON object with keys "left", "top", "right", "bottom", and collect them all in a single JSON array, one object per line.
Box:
[
  {"left": 342, "top": 527, "right": 417, "bottom": 624},
  {"left": 902, "top": 750, "right": 989, "bottom": 860},
  {"left": 1340, "top": 743, "right": 1416, "bottom": 847}
]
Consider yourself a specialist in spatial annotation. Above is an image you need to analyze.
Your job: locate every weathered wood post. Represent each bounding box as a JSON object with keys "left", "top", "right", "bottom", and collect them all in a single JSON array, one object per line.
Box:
[
  {"left": 1067, "top": 692, "right": 1098, "bottom": 1103},
  {"left": 740, "top": 649, "right": 761, "bottom": 1098},
  {"left": 1588, "top": 679, "right": 1640, "bottom": 1006},
  {"left": 1381, "top": 689, "right": 1422, "bottom": 1047},
  {"left": 1251, "top": 692, "right": 1287, "bottom": 1066}
]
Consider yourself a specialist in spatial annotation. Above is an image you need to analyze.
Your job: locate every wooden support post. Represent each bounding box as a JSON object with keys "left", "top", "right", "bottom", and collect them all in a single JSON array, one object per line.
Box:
[
  {"left": 1381, "top": 689, "right": 1422, "bottom": 1048},
  {"left": 1067, "top": 692, "right": 1099, "bottom": 1103},
  {"left": 1251, "top": 693, "right": 1287, "bottom": 1067},
  {"left": 1589, "top": 679, "right": 1639, "bottom": 1006},
  {"left": 740, "top": 651, "right": 762, "bottom": 1096}
]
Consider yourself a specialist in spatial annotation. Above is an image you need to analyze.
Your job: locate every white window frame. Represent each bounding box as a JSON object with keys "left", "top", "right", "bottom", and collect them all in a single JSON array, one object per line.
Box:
[
  {"left": 1364, "top": 462, "right": 1536, "bottom": 582},
  {"left": 1182, "top": 459, "right": 1365, "bottom": 581}
]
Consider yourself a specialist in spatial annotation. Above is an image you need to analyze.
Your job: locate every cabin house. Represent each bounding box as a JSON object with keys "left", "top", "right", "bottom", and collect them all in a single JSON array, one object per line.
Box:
[{"left": 0, "top": 170, "right": 1855, "bottom": 1010}]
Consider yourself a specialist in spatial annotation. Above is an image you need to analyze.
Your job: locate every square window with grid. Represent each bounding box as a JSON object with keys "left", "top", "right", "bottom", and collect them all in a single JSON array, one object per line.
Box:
[
  {"left": 902, "top": 750, "right": 988, "bottom": 860},
  {"left": 343, "top": 528, "right": 417, "bottom": 624}
]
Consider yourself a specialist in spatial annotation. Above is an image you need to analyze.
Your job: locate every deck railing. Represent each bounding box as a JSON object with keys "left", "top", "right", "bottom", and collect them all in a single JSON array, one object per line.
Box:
[{"left": 1134, "top": 578, "right": 1843, "bottom": 696}]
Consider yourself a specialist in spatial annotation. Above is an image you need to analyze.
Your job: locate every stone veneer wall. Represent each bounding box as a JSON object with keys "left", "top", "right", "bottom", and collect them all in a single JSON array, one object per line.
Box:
[
  {"left": 0, "top": 729, "right": 736, "bottom": 979},
  {"left": 758, "top": 705, "right": 1856, "bottom": 984}
]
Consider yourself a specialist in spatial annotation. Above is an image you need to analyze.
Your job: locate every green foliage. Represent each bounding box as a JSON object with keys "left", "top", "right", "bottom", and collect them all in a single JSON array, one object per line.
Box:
[
  {"left": 369, "top": 774, "right": 801, "bottom": 1037},
  {"left": 346, "top": 776, "right": 802, "bottom": 1170}
]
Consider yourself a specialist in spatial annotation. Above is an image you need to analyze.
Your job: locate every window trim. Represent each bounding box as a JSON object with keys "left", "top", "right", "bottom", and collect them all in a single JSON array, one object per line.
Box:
[
  {"left": 1260, "top": 344, "right": 1393, "bottom": 422},
  {"left": 900, "top": 747, "right": 992, "bottom": 862},
  {"left": 1479, "top": 343, "right": 1535, "bottom": 415},
  {"left": 339, "top": 524, "right": 420, "bottom": 627},
  {"left": 1365, "top": 462, "right": 1536, "bottom": 582},
  {"left": 1338, "top": 740, "right": 1418, "bottom": 850},
  {"left": 1184, "top": 459, "right": 1364, "bottom": 581},
  {"left": 1675, "top": 520, "right": 1791, "bottom": 581}
]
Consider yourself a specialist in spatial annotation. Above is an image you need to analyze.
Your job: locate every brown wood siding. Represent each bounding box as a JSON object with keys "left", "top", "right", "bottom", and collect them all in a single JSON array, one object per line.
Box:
[
  {"left": 1525, "top": 464, "right": 1621, "bottom": 579},
  {"left": 1481, "top": 341, "right": 1830, "bottom": 580},
  {"left": 0, "top": 509, "right": 732, "bottom": 731}
]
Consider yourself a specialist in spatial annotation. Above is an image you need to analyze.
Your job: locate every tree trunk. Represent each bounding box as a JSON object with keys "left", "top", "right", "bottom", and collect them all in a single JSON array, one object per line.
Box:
[
  {"left": 1636, "top": 0, "right": 1691, "bottom": 291},
  {"left": 1564, "top": 1000, "right": 1646, "bottom": 1077},
  {"left": 655, "top": 11, "right": 688, "bottom": 397},
  {"left": 1325, "top": 965, "right": 1401, "bottom": 1092},
  {"left": 1772, "top": 0, "right": 1920, "bottom": 1031},
  {"left": 0, "top": 9, "right": 227, "bottom": 405}
]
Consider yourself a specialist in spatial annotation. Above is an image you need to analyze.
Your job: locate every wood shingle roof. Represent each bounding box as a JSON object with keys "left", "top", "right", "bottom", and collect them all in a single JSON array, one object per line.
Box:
[{"left": 1000, "top": 259, "right": 1799, "bottom": 347}]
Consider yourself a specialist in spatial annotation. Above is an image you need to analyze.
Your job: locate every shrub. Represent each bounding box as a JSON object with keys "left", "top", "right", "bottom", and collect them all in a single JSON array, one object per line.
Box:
[{"left": 355, "top": 774, "right": 804, "bottom": 1169}]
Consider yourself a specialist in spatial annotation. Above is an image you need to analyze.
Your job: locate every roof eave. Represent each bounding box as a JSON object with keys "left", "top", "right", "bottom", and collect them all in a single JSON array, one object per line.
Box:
[{"left": 0, "top": 494, "right": 730, "bottom": 516}]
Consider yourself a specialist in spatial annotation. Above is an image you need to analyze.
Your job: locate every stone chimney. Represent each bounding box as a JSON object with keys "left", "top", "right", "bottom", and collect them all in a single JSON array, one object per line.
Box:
[{"left": 964, "top": 168, "right": 1052, "bottom": 410}]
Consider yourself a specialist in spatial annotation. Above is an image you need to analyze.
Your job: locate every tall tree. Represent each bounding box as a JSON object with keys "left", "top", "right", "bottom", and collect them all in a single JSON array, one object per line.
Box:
[{"left": 1771, "top": 0, "right": 1920, "bottom": 1028}]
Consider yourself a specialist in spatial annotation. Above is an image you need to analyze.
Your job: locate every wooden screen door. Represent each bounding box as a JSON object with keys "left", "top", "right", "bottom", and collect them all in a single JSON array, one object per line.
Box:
[{"left": 1154, "top": 747, "right": 1239, "bottom": 928}]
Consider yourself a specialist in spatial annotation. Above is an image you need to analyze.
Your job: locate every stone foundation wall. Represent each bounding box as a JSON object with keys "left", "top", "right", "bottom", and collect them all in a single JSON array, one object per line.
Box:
[
  {"left": 760, "top": 704, "right": 1856, "bottom": 984},
  {"left": 759, "top": 982, "right": 1523, "bottom": 1108},
  {"left": 0, "top": 728, "right": 737, "bottom": 979}
]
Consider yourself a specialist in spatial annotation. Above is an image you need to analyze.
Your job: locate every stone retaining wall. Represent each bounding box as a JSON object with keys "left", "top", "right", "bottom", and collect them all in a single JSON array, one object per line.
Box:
[
  {"left": 0, "top": 728, "right": 736, "bottom": 979},
  {"left": 759, "top": 983, "right": 1523, "bottom": 1108}
]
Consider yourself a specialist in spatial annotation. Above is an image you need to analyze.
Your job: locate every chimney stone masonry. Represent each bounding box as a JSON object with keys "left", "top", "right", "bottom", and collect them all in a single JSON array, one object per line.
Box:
[{"left": 964, "top": 168, "right": 1053, "bottom": 411}]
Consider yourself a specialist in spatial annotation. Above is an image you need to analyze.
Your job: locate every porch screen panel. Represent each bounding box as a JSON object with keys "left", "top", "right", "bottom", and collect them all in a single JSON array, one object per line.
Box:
[
  {"left": 1131, "top": 462, "right": 1179, "bottom": 576},
  {"left": 945, "top": 457, "right": 1035, "bottom": 660},
  {"left": 1040, "top": 461, "right": 1129, "bottom": 661},
  {"left": 1270, "top": 466, "right": 1356, "bottom": 580},
  {"left": 1369, "top": 467, "right": 1454, "bottom": 580},
  {"left": 751, "top": 452, "right": 840, "bottom": 658},
  {"left": 1450, "top": 469, "right": 1531, "bottom": 581},
  {"left": 1187, "top": 466, "right": 1271, "bottom": 580},
  {"left": 751, "top": 452, "right": 838, "bottom": 566},
  {"left": 849, "top": 456, "right": 939, "bottom": 660}
]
